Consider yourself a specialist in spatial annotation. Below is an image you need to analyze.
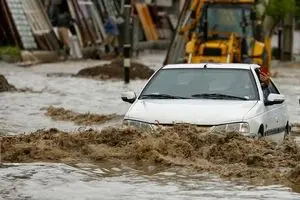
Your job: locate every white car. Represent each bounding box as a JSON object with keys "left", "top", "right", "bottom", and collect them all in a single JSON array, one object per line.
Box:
[{"left": 121, "top": 63, "right": 290, "bottom": 143}]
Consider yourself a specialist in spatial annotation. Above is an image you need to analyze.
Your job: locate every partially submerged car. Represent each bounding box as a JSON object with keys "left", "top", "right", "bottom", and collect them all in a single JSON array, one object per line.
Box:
[{"left": 121, "top": 63, "right": 289, "bottom": 143}]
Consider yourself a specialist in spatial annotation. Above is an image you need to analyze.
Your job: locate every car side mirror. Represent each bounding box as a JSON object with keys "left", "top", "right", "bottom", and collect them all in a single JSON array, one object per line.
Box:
[
  {"left": 121, "top": 91, "right": 136, "bottom": 104},
  {"left": 265, "top": 93, "right": 285, "bottom": 106}
]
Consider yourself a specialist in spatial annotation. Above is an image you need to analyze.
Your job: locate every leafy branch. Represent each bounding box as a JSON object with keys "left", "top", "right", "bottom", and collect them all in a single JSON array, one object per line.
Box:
[
  {"left": 256, "top": 0, "right": 298, "bottom": 36},
  {"left": 265, "top": 0, "right": 296, "bottom": 24}
]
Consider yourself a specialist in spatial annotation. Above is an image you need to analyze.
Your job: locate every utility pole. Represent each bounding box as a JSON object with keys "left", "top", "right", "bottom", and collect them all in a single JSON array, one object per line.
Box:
[
  {"left": 132, "top": 14, "right": 140, "bottom": 57},
  {"left": 123, "top": 0, "right": 132, "bottom": 84},
  {"left": 120, "top": 0, "right": 125, "bottom": 15},
  {"left": 277, "top": 21, "right": 282, "bottom": 60}
]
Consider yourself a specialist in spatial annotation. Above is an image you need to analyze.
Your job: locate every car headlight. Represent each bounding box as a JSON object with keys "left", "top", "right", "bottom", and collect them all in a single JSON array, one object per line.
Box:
[
  {"left": 122, "top": 119, "right": 155, "bottom": 131},
  {"left": 211, "top": 122, "right": 250, "bottom": 135}
]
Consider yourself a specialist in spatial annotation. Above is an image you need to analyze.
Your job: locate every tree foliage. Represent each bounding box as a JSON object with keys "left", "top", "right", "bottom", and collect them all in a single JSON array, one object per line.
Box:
[
  {"left": 265, "top": 0, "right": 296, "bottom": 23},
  {"left": 296, "top": 0, "right": 300, "bottom": 19}
]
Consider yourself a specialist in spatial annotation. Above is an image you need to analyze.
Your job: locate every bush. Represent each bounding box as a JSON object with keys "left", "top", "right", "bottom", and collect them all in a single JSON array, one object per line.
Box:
[
  {"left": 0, "top": 46, "right": 21, "bottom": 62},
  {"left": 0, "top": 46, "right": 21, "bottom": 57}
]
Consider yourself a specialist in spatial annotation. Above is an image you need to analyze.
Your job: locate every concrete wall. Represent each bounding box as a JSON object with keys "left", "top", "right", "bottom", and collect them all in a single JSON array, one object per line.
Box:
[{"left": 272, "top": 31, "right": 300, "bottom": 55}]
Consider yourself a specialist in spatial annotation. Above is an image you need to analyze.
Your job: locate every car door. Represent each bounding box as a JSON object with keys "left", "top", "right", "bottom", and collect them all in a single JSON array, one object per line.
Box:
[
  {"left": 268, "top": 80, "right": 288, "bottom": 133},
  {"left": 261, "top": 80, "right": 287, "bottom": 137}
]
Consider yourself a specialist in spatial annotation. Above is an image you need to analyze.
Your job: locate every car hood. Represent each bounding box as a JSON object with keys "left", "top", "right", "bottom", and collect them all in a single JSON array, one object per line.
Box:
[{"left": 125, "top": 99, "right": 258, "bottom": 125}]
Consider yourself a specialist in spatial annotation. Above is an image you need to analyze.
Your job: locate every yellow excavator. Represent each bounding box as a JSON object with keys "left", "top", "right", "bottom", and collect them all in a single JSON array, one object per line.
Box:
[{"left": 164, "top": 0, "right": 272, "bottom": 74}]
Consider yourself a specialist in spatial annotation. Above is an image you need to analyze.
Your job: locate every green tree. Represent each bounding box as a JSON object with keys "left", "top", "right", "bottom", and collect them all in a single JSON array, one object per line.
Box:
[
  {"left": 296, "top": 0, "right": 300, "bottom": 20},
  {"left": 265, "top": 0, "right": 296, "bottom": 24},
  {"left": 259, "top": 0, "right": 298, "bottom": 35}
]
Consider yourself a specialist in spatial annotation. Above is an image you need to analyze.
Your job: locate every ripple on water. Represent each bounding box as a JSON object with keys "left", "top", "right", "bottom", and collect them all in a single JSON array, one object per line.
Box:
[{"left": 0, "top": 163, "right": 300, "bottom": 200}]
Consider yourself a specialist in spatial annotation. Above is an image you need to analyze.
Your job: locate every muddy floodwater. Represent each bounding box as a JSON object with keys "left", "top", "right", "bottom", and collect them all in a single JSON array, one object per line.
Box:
[{"left": 1, "top": 51, "right": 300, "bottom": 199}]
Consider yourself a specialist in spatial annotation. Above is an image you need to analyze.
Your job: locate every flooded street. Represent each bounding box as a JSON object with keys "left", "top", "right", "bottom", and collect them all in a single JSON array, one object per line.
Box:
[
  {"left": 1, "top": 163, "right": 300, "bottom": 200},
  {"left": 1, "top": 51, "right": 300, "bottom": 199},
  {"left": 273, "top": 67, "right": 300, "bottom": 123},
  {"left": 0, "top": 59, "right": 150, "bottom": 134}
]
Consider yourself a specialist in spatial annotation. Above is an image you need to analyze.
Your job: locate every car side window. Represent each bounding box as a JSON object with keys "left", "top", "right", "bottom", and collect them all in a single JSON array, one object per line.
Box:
[
  {"left": 254, "top": 68, "right": 280, "bottom": 100},
  {"left": 262, "top": 85, "right": 270, "bottom": 101},
  {"left": 254, "top": 69, "right": 269, "bottom": 100},
  {"left": 262, "top": 80, "right": 280, "bottom": 101},
  {"left": 268, "top": 80, "right": 280, "bottom": 94}
]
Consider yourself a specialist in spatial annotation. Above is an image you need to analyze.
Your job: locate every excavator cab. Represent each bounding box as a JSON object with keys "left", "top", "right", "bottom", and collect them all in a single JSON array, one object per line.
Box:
[{"left": 164, "top": 0, "right": 271, "bottom": 74}]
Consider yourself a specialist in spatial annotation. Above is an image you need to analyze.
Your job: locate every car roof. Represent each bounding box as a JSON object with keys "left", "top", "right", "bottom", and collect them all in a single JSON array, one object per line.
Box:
[{"left": 162, "top": 63, "right": 260, "bottom": 70}]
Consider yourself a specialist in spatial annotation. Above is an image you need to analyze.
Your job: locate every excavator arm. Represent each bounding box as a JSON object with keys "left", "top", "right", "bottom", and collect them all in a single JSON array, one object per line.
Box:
[
  {"left": 163, "top": 0, "right": 205, "bottom": 65},
  {"left": 179, "top": 0, "right": 205, "bottom": 34}
]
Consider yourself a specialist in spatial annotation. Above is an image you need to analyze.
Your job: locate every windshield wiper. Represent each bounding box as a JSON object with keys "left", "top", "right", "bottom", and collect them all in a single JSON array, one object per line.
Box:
[
  {"left": 140, "top": 93, "right": 189, "bottom": 99},
  {"left": 191, "top": 93, "right": 248, "bottom": 100}
]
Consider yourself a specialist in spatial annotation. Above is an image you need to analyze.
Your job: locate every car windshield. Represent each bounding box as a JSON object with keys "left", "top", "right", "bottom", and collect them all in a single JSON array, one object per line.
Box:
[{"left": 139, "top": 68, "right": 259, "bottom": 100}]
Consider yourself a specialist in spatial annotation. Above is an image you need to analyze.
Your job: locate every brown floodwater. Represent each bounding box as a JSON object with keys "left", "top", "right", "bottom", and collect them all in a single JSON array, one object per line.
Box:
[{"left": 1, "top": 51, "right": 300, "bottom": 199}]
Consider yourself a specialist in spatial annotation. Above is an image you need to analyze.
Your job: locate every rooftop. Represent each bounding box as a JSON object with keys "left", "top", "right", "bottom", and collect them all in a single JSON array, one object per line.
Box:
[{"left": 163, "top": 63, "right": 260, "bottom": 70}]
